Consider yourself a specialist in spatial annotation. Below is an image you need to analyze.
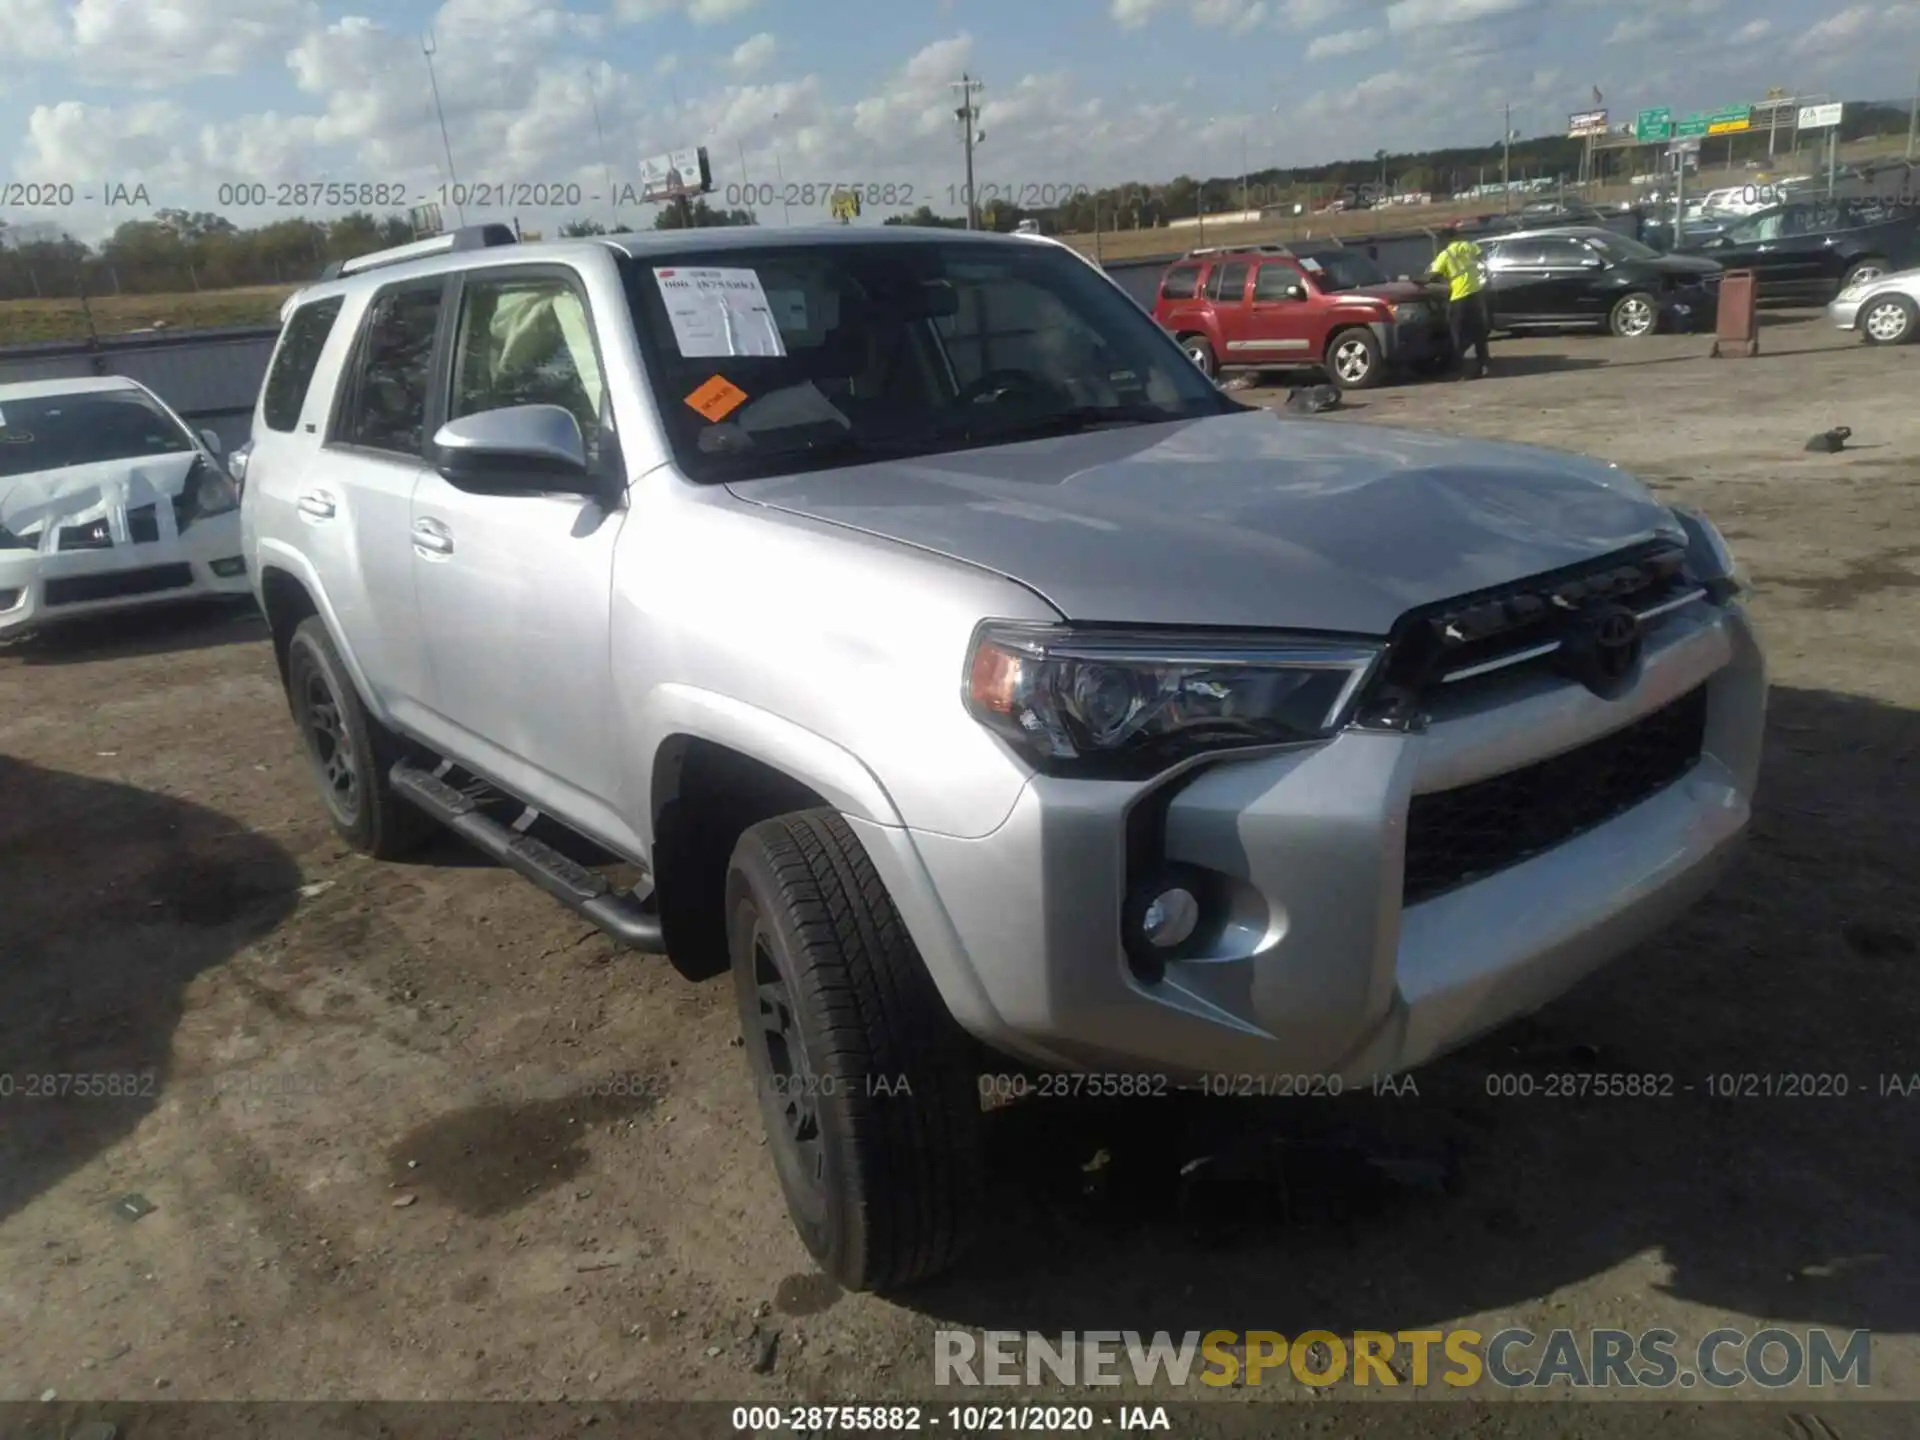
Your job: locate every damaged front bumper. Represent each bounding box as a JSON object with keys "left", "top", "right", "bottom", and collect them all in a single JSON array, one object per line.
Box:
[{"left": 0, "top": 510, "right": 250, "bottom": 635}]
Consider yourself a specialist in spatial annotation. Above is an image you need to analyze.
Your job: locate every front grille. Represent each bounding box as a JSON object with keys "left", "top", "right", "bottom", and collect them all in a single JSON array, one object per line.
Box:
[
  {"left": 1402, "top": 685, "right": 1708, "bottom": 904},
  {"left": 1362, "top": 541, "right": 1694, "bottom": 723},
  {"left": 128, "top": 504, "right": 160, "bottom": 545},
  {"left": 44, "top": 564, "right": 194, "bottom": 607}
]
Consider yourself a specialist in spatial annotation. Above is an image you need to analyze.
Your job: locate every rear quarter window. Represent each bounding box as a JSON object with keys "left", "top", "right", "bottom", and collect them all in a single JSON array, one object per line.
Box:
[
  {"left": 1159, "top": 265, "right": 1201, "bottom": 300},
  {"left": 262, "top": 297, "right": 345, "bottom": 433}
]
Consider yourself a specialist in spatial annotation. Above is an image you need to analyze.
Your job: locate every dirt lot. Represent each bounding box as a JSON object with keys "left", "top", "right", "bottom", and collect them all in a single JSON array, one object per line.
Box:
[{"left": 2, "top": 311, "right": 1916, "bottom": 1423}]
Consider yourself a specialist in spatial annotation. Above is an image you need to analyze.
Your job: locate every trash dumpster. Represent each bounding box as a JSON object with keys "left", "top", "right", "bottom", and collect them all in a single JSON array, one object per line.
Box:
[{"left": 1711, "top": 269, "right": 1759, "bottom": 357}]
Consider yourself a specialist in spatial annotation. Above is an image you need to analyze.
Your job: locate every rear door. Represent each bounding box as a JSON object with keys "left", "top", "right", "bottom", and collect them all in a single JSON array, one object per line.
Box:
[
  {"left": 1202, "top": 259, "right": 1252, "bottom": 355},
  {"left": 1238, "top": 260, "right": 1319, "bottom": 363},
  {"left": 1531, "top": 236, "right": 1607, "bottom": 321},
  {"left": 1484, "top": 238, "right": 1555, "bottom": 322},
  {"left": 1154, "top": 262, "right": 1206, "bottom": 336}
]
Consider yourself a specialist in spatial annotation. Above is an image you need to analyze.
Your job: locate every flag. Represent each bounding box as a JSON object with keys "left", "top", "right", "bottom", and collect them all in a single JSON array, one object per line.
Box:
[{"left": 1592, "top": 85, "right": 1604, "bottom": 106}]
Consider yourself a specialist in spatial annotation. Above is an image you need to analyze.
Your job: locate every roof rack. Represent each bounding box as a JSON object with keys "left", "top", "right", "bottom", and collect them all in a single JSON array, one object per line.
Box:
[
  {"left": 318, "top": 223, "right": 518, "bottom": 281},
  {"left": 1182, "top": 243, "right": 1294, "bottom": 259}
]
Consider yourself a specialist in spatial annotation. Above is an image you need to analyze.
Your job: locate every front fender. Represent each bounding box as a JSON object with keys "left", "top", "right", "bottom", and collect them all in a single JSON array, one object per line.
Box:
[{"left": 630, "top": 683, "right": 907, "bottom": 850}]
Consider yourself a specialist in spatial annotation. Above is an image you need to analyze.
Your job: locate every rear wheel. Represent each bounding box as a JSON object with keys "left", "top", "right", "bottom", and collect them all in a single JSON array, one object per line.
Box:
[
  {"left": 1860, "top": 293, "right": 1917, "bottom": 346},
  {"left": 1842, "top": 257, "right": 1890, "bottom": 291},
  {"left": 727, "top": 809, "right": 983, "bottom": 1292},
  {"left": 1609, "top": 291, "right": 1658, "bottom": 338},
  {"left": 1325, "top": 327, "right": 1383, "bottom": 389},
  {"left": 1179, "top": 334, "right": 1216, "bottom": 379},
  {"left": 284, "top": 617, "right": 432, "bottom": 858}
]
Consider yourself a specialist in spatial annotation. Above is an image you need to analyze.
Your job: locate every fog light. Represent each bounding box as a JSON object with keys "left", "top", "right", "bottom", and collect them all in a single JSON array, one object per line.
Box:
[
  {"left": 0, "top": 587, "right": 21, "bottom": 611},
  {"left": 1140, "top": 887, "right": 1199, "bottom": 949},
  {"left": 209, "top": 556, "right": 247, "bottom": 578}
]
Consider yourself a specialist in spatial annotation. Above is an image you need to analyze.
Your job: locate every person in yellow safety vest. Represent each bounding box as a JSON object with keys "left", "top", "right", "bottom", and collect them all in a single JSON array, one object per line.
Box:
[{"left": 1426, "top": 227, "right": 1492, "bottom": 380}]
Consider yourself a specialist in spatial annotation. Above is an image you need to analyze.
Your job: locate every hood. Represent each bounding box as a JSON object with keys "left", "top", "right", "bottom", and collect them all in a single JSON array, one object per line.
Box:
[
  {"left": 728, "top": 410, "right": 1682, "bottom": 635},
  {"left": 0, "top": 451, "right": 199, "bottom": 538},
  {"left": 1345, "top": 280, "right": 1435, "bottom": 303},
  {"left": 1646, "top": 252, "right": 1723, "bottom": 278}
]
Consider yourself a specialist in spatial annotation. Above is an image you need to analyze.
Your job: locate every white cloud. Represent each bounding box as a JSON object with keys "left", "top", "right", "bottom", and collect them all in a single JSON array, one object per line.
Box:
[
  {"left": 1306, "top": 24, "right": 1383, "bottom": 55},
  {"left": 0, "top": 0, "right": 71, "bottom": 55},
  {"left": 61, "top": 0, "right": 316, "bottom": 85},
  {"left": 1192, "top": 0, "right": 1268, "bottom": 30},
  {"left": 1111, "top": 0, "right": 1164, "bottom": 28},
  {"left": 1791, "top": 4, "right": 1873, "bottom": 50},
  {"left": 1605, "top": 15, "right": 1657, "bottom": 42},
  {"left": 1278, "top": 0, "right": 1344, "bottom": 25},
  {"left": 730, "top": 30, "right": 776, "bottom": 73},
  {"left": 1385, "top": 0, "right": 1530, "bottom": 29},
  {"left": 615, "top": 0, "right": 756, "bottom": 22},
  {"left": 1732, "top": 16, "right": 1770, "bottom": 39}
]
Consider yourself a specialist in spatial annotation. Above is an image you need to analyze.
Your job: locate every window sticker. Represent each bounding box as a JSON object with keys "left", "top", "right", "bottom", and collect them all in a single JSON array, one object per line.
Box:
[
  {"left": 654, "top": 267, "right": 786, "bottom": 357},
  {"left": 684, "top": 374, "right": 749, "bottom": 422},
  {"left": 1298, "top": 256, "right": 1324, "bottom": 273}
]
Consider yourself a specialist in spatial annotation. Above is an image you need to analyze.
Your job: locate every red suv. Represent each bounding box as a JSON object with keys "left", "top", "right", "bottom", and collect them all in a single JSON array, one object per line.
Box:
[{"left": 1152, "top": 244, "right": 1453, "bottom": 389}]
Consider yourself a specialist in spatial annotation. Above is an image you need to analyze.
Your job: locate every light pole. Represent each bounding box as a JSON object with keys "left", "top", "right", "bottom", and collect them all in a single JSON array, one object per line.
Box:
[
  {"left": 952, "top": 74, "right": 985, "bottom": 229},
  {"left": 1501, "top": 101, "right": 1514, "bottom": 210},
  {"left": 1907, "top": 68, "right": 1918, "bottom": 160},
  {"left": 770, "top": 111, "right": 792, "bottom": 225},
  {"left": 421, "top": 31, "right": 465, "bottom": 227}
]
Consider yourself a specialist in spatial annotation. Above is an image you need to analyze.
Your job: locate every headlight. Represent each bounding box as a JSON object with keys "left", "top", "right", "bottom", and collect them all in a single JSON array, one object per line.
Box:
[
  {"left": 1670, "top": 504, "right": 1744, "bottom": 600},
  {"left": 1837, "top": 283, "right": 1865, "bottom": 302},
  {"left": 964, "top": 622, "right": 1382, "bottom": 775},
  {"left": 175, "top": 456, "right": 240, "bottom": 529},
  {"left": 0, "top": 524, "right": 38, "bottom": 551}
]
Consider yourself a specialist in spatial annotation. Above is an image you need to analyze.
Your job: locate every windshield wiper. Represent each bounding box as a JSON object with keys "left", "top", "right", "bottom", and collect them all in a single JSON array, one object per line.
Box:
[{"left": 940, "top": 402, "right": 1209, "bottom": 447}]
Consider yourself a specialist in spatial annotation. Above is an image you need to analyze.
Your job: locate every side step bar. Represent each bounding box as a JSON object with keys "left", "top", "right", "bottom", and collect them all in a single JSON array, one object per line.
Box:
[{"left": 389, "top": 761, "right": 664, "bottom": 952}]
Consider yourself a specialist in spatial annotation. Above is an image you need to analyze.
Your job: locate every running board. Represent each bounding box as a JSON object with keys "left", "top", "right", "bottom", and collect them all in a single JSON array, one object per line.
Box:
[{"left": 389, "top": 761, "right": 664, "bottom": 951}]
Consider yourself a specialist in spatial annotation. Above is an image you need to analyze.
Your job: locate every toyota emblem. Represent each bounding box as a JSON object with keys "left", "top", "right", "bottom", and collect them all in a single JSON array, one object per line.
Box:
[{"left": 1556, "top": 602, "right": 1644, "bottom": 697}]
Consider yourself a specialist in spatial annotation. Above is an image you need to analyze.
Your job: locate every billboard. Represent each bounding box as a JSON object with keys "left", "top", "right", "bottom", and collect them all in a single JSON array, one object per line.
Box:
[
  {"left": 1798, "top": 102, "right": 1843, "bottom": 130},
  {"left": 639, "top": 146, "right": 712, "bottom": 203},
  {"left": 1568, "top": 109, "right": 1609, "bottom": 137}
]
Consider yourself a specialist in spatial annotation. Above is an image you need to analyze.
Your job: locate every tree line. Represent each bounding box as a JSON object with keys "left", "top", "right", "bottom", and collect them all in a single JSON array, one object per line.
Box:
[{"left": 1, "top": 102, "right": 1907, "bottom": 304}]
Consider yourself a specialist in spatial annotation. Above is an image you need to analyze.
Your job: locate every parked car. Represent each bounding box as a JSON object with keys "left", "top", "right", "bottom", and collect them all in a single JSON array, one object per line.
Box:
[
  {"left": 1481, "top": 226, "right": 1723, "bottom": 337},
  {"left": 1678, "top": 198, "right": 1920, "bottom": 303},
  {"left": 244, "top": 222, "right": 1764, "bottom": 1292},
  {"left": 1828, "top": 262, "right": 1920, "bottom": 345},
  {"left": 1153, "top": 243, "right": 1453, "bottom": 388},
  {"left": 0, "top": 375, "right": 250, "bottom": 638}
]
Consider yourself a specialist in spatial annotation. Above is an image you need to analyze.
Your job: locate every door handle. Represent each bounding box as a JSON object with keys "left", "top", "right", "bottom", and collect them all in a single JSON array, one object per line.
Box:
[
  {"left": 411, "top": 518, "right": 454, "bottom": 556},
  {"left": 296, "top": 490, "right": 336, "bottom": 520}
]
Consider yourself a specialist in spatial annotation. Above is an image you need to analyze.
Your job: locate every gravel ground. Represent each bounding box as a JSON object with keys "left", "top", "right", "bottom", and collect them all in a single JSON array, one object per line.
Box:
[{"left": 2, "top": 310, "right": 1915, "bottom": 1428}]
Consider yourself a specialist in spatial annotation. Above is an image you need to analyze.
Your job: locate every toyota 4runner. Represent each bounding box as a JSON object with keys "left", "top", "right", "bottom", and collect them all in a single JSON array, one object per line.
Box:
[
  {"left": 1152, "top": 243, "right": 1454, "bottom": 388},
  {"left": 243, "top": 223, "right": 1766, "bottom": 1292}
]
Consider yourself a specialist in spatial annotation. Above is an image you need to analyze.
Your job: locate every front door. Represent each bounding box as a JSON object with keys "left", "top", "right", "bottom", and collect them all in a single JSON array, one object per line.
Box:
[
  {"left": 1238, "top": 261, "right": 1320, "bottom": 365},
  {"left": 1484, "top": 239, "right": 1557, "bottom": 323},
  {"left": 406, "top": 264, "right": 637, "bottom": 853}
]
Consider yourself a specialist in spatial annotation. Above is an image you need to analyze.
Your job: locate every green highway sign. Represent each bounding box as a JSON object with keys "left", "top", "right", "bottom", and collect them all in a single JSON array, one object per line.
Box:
[
  {"left": 1707, "top": 104, "right": 1754, "bottom": 135},
  {"left": 1675, "top": 112, "right": 1710, "bottom": 137},
  {"left": 1635, "top": 107, "right": 1673, "bottom": 141}
]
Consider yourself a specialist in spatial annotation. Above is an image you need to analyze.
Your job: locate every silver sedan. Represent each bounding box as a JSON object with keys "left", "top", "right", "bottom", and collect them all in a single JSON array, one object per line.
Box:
[{"left": 1829, "top": 264, "right": 1920, "bottom": 345}]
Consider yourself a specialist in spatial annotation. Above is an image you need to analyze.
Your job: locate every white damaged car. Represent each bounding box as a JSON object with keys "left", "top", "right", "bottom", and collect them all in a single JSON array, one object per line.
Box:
[{"left": 0, "top": 375, "right": 251, "bottom": 638}]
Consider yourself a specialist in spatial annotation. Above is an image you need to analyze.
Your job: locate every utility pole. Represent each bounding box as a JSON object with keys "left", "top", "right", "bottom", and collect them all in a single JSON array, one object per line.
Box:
[
  {"left": 587, "top": 76, "right": 618, "bottom": 231},
  {"left": 952, "top": 74, "right": 984, "bottom": 229},
  {"left": 1908, "top": 68, "right": 1918, "bottom": 160},
  {"left": 1502, "top": 102, "right": 1513, "bottom": 211},
  {"left": 421, "top": 31, "right": 465, "bottom": 227}
]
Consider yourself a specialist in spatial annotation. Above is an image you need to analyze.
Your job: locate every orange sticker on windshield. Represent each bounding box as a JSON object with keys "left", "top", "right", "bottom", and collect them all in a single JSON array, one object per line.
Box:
[{"left": 685, "top": 374, "right": 748, "bottom": 422}]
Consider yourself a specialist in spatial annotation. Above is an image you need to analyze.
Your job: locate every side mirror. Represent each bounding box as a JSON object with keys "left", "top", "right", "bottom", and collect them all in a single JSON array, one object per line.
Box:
[
  {"left": 1285, "top": 283, "right": 1307, "bottom": 301},
  {"left": 227, "top": 439, "right": 252, "bottom": 487},
  {"left": 198, "top": 427, "right": 224, "bottom": 457},
  {"left": 1582, "top": 255, "right": 1605, "bottom": 268},
  {"left": 432, "top": 405, "right": 591, "bottom": 493}
]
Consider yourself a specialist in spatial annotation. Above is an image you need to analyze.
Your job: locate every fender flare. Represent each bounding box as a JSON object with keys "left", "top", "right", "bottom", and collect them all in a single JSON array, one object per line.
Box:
[{"left": 252, "top": 539, "right": 399, "bottom": 732}]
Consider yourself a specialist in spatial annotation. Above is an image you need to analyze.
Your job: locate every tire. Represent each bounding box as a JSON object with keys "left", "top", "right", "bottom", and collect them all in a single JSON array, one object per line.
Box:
[
  {"left": 284, "top": 616, "right": 433, "bottom": 859},
  {"left": 1179, "top": 334, "right": 1216, "bottom": 379},
  {"left": 1842, "top": 257, "right": 1889, "bottom": 291},
  {"left": 726, "top": 809, "right": 983, "bottom": 1292},
  {"left": 1608, "top": 291, "right": 1658, "bottom": 338},
  {"left": 1325, "top": 327, "right": 1383, "bottom": 389},
  {"left": 1859, "top": 292, "right": 1917, "bottom": 346}
]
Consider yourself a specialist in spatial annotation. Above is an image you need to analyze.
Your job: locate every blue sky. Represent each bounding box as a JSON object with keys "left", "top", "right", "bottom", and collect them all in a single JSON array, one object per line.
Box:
[{"left": 0, "top": 0, "right": 1911, "bottom": 241}]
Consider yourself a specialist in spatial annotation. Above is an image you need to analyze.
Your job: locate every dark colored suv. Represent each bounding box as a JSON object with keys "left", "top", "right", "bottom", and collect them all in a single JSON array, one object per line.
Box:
[{"left": 1152, "top": 245, "right": 1452, "bottom": 389}]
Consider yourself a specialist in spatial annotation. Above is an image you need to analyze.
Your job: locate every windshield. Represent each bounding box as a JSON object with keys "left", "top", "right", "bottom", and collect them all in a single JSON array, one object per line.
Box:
[
  {"left": 1585, "top": 232, "right": 1660, "bottom": 263},
  {"left": 623, "top": 239, "right": 1238, "bottom": 482},
  {"left": 1299, "top": 250, "right": 1389, "bottom": 292},
  {"left": 0, "top": 388, "right": 195, "bottom": 480}
]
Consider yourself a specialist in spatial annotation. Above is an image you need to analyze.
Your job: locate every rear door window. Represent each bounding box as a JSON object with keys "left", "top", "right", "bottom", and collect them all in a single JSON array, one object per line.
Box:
[
  {"left": 262, "top": 296, "right": 345, "bottom": 433},
  {"left": 332, "top": 283, "right": 446, "bottom": 457},
  {"left": 1205, "top": 262, "right": 1250, "bottom": 303}
]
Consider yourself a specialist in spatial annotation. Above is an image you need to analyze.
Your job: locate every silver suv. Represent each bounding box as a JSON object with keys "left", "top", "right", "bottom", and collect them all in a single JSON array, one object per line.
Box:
[{"left": 242, "top": 223, "right": 1766, "bottom": 1291}]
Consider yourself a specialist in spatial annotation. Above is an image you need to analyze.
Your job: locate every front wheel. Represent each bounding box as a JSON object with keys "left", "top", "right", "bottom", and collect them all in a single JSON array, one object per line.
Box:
[
  {"left": 1179, "top": 335, "right": 1217, "bottom": 379},
  {"left": 1325, "top": 327, "right": 1383, "bottom": 389},
  {"left": 1860, "top": 293, "right": 1917, "bottom": 346},
  {"left": 1609, "top": 291, "right": 1658, "bottom": 338},
  {"left": 727, "top": 809, "right": 983, "bottom": 1292}
]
